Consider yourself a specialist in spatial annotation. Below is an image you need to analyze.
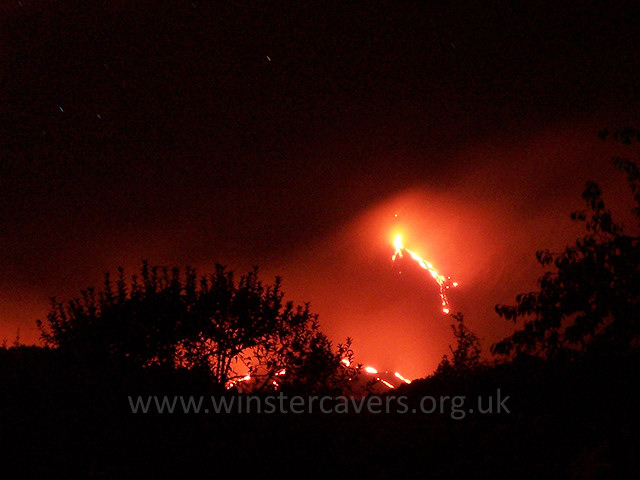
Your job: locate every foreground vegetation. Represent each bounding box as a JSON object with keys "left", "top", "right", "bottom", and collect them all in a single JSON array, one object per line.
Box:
[{"left": 3, "top": 142, "right": 640, "bottom": 478}]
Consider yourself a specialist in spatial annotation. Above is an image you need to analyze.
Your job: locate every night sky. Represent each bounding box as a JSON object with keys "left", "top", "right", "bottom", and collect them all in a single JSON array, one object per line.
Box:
[{"left": 2, "top": 0, "right": 640, "bottom": 378}]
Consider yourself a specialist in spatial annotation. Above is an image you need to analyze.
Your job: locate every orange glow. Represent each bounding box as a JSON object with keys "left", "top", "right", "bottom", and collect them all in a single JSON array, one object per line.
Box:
[
  {"left": 364, "top": 366, "right": 378, "bottom": 374},
  {"left": 379, "top": 379, "right": 395, "bottom": 389},
  {"left": 341, "top": 358, "right": 351, "bottom": 367},
  {"left": 393, "top": 234, "right": 403, "bottom": 257},
  {"left": 394, "top": 372, "right": 412, "bottom": 384},
  {"left": 225, "top": 373, "right": 252, "bottom": 390},
  {"left": 392, "top": 234, "right": 457, "bottom": 314}
]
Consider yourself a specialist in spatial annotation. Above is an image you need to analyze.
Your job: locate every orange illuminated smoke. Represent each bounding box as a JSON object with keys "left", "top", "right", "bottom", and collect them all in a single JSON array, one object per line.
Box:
[{"left": 393, "top": 235, "right": 458, "bottom": 314}]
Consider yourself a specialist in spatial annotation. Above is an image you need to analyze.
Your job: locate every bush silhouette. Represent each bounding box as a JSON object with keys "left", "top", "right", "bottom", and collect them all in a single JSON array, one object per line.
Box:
[
  {"left": 435, "top": 312, "right": 482, "bottom": 375},
  {"left": 494, "top": 154, "right": 640, "bottom": 359},
  {"left": 38, "top": 261, "right": 358, "bottom": 393}
]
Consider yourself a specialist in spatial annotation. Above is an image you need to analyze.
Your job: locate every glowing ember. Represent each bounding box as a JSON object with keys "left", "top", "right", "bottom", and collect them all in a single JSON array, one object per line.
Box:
[
  {"left": 225, "top": 363, "right": 409, "bottom": 392},
  {"left": 379, "top": 379, "right": 395, "bottom": 389},
  {"left": 225, "top": 373, "right": 252, "bottom": 390},
  {"left": 394, "top": 372, "right": 412, "bottom": 384},
  {"left": 392, "top": 234, "right": 457, "bottom": 314}
]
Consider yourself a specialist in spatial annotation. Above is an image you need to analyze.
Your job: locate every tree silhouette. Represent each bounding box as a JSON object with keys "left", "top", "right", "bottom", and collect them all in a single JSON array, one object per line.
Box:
[
  {"left": 435, "top": 312, "right": 482, "bottom": 375},
  {"left": 38, "top": 262, "right": 357, "bottom": 391},
  {"left": 493, "top": 154, "right": 640, "bottom": 358}
]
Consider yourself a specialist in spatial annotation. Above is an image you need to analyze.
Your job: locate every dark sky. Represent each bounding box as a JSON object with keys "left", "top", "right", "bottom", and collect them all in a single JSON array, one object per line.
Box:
[{"left": 2, "top": 0, "right": 640, "bottom": 377}]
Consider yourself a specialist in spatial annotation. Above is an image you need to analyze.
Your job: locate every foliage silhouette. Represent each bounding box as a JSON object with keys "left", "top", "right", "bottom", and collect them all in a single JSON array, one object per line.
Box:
[
  {"left": 38, "top": 261, "right": 358, "bottom": 393},
  {"left": 493, "top": 153, "right": 640, "bottom": 358},
  {"left": 435, "top": 312, "right": 482, "bottom": 375}
]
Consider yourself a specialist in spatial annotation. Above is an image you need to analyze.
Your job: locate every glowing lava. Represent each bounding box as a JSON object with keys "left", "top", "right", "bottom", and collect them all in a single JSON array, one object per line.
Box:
[
  {"left": 393, "top": 235, "right": 458, "bottom": 314},
  {"left": 394, "top": 372, "right": 412, "bottom": 384}
]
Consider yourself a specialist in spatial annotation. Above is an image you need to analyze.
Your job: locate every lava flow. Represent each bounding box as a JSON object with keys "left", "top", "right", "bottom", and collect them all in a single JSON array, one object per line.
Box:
[{"left": 392, "top": 235, "right": 457, "bottom": 314}]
